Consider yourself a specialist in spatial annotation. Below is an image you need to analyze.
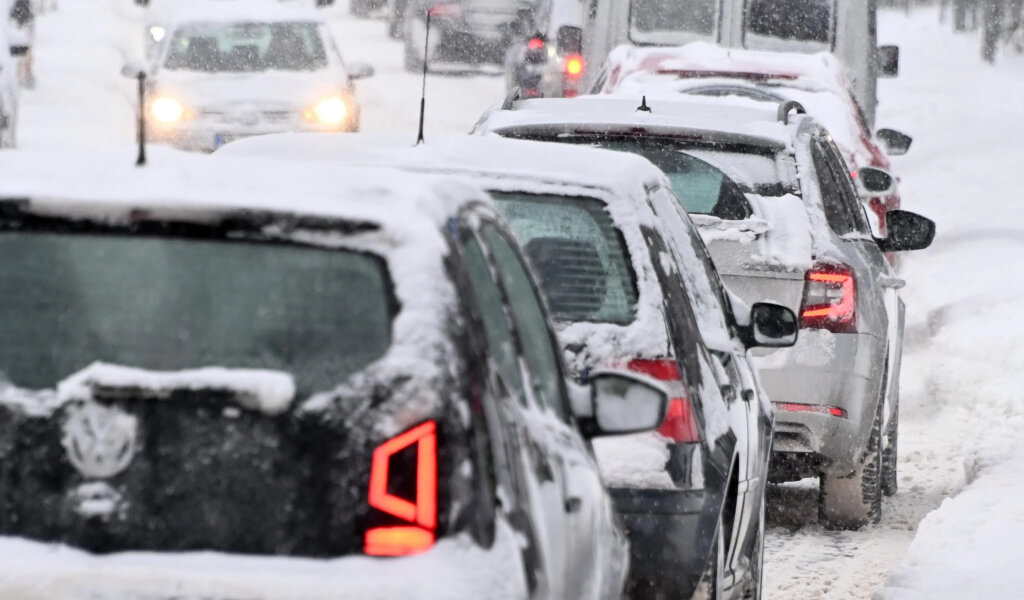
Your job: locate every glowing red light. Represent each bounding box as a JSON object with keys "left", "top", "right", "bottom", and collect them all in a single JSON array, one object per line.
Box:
[
  {"left": 800, "top": 265, "right": 856, "bottom": 333},
  {"left": 775, "top": 402, "right": 847, "bottom": 419},
  {"left": 625, "top": 359, "right": 698, "bottom": 443},
  {"left": 527, "top": 37, "right": 544, "bottom": 50},
  {"left": 365, "top": 420, "right": 437, "bottom": 556}
]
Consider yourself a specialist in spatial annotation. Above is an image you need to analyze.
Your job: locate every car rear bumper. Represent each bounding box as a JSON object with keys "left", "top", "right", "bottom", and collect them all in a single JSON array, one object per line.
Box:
[
  {"left": 752, "top": 330, "right": 884, "bottom": 476},
  {"left": 0, "top": 524, "right": 527, "bottom": 600},
  {"left": 610, "top": 487, "right": 716, "bottom": 600}
]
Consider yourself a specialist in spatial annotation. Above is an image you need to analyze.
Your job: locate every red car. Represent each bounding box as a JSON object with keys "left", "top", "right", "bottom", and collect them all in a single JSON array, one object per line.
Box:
[{"left": 593, "top": 42, "right": 913, "bottom": 240}]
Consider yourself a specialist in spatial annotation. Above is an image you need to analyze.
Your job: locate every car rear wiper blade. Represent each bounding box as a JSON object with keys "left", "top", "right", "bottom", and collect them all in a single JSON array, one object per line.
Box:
[{"left": 57, "top": 362, "right": 296, "bottom": 416}]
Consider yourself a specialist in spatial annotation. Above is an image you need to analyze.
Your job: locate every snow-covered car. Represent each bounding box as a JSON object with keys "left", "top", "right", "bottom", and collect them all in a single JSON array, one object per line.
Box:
[
  {"left": 124, "top": 1, "right": 373, "bottom": 152},
  {"left": 138, "top": 0, "right": 335, "bottom": 58},
  {"left": 220, "top": 133, "right": 799, "bottom": 600},
  {"left": 476, "top": 94, "right": 936, "bottom": 529},
  {"left": 396, "top": 0, "right": 521, "bottom": 71},
  {"left": 0, "top": 20, "right": 28, "bottom": 147},
  {"left": 0, "top": 149, "right": 668, "bottom": 600},
  {"left": 590, "top": 42, "right": 914, "bottom": 238}
]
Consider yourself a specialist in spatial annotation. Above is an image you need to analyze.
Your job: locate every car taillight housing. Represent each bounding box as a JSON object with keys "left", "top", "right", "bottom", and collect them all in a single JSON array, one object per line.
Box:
[
  {"left": 365, "top": 420, "right": 438, "bottom": 557},
  {"left": 562, "top": 54, "right": 585, "bottom": 98},
  {"left": 799, "top": 264, "right": 856, "bottom": 333},
  {"left": 626, "top": 359, "right": 699, "bottom": 443},
  {"left": 775, "top": 402, "right": 847, "bottom": 418}
]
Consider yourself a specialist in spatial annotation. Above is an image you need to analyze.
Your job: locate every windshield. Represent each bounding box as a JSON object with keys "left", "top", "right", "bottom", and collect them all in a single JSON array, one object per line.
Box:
[
  {"left": 491, "top": 192, "right": 639, "bottom": 324},
  {"left": 164, "top": 22, "right": 328, "bottom": 72},
  {"left": 0, "top": 231, "right": 394, "bottom": 397},
  {"left": 630, "top": 0, "right": 717, "bottom": 43},
  {"left": 745, "top": 0, "right": 834, "bottom": 44}
]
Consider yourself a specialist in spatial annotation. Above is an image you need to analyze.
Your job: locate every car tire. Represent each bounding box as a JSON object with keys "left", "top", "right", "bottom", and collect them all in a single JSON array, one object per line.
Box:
[
  {"left": 350, "top": 0, "right": 372, "bottom": 17},
  {"left": 388, "top": 0, "right": 407, "bottom": 38},
  {"left": 882, "top": 395, "right": 899, "bottom": 497},
  {"left": 818, "top": 402, "right": 883, "bottom": 530}
]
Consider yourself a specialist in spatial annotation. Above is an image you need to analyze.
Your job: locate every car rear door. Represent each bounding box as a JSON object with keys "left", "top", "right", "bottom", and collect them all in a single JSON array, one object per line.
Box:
[{"left": 478, "top": 221, "right": 625, "bottom": 600}]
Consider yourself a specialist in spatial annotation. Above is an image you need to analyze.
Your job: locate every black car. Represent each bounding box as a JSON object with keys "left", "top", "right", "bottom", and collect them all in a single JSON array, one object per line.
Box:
[
  {"left": 218, "top": 134, "right": 799, "bottom": 600},
  {"left": 0, "top": 155, "right": 666, "bottom": 599},
  {"left": 395, "top": 0, "right": 522, "bottom": 71}
]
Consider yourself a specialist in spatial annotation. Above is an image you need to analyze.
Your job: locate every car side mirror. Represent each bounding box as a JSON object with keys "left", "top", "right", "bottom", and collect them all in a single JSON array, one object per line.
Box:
[
  {"left": 348, "top": 62, "right": 375, "bottom": 80},
  {"left": 856, "top": 166, "right": 896, "bottom": 198},
  {"left": 878, "top": 45, "right": 899, "bottom": 77},
  {"left": 9, "top": 44, "right": 29, "bottom": 57},
  {"left": 746, "top": 302, "right": 798, "bottom": 348},
  {"left": 875, "top": 128, "right": 913, "bottom": 156},
  {"left": 121, "top": 61, "right": 148, "bottom": 79},
  {"left": 573, "top": 369, "right": 668, "bottom": 438},
  {"left": 556, "top": 25, "right": 583, "bottom": 55},
  {"left": 876, "top": 210, "right": 935, "bottom": 252}
]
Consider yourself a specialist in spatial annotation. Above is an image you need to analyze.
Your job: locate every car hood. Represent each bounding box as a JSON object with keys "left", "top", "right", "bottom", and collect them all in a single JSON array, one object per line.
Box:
[{"left": 152, "top": 69, "right": 346, "bottom": 109}]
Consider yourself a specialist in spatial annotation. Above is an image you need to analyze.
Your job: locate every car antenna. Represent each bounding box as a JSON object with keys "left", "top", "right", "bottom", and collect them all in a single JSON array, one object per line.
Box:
[
  {"left": 134, "top": 69, "right": 148, "bottom": 166},
  {"left": 637, "top": 96, "right": 652, "bottom": 113},
  {"left": 416, "top": 9, "right": 433, "bottom": 146}
]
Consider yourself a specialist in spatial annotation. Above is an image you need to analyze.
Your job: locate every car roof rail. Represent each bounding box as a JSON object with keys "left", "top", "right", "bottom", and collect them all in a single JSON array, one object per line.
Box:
[
  {"left": 777, "top": 100, "right": 807, "bottom": 124},
  {"left": 501, "top": 87, "right": 523, "bottom": 110}
]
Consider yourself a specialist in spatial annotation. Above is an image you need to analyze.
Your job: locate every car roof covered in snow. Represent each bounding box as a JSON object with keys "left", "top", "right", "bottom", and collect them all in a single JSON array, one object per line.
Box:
[
  {"left": 476, "top": 94, "right": 796, "bottom": 150},
  {"left": 220, "top": 132, "right": 679, "bottom": 370},
  {"left": 597, "top": 42, "right": 852, "bottom": 98},
  {"left": 159, "top": 0, "right": 323, "bottom": 26},
  {"left": 0, "top": 148, "right": 486, "bottom": 231}
]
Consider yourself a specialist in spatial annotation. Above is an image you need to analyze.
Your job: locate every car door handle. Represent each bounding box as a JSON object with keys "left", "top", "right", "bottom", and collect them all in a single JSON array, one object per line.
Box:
[{"left": 880, "top": 277, "right": 906, "bottom": 289}]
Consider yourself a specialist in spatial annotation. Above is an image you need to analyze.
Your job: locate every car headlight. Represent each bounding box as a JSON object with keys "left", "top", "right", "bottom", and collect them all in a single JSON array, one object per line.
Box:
[
  {"left": 149, "top": 25, "right": 166, "bottom": 43},
  {"left": 309, "top": 96, "right": 348, "bottom": 125},
  {"left": 151, "top": 97, "right": 185, "bottom": 123}
]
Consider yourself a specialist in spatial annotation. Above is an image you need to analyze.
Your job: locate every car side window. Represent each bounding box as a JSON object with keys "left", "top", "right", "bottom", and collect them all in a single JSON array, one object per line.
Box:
[
  {"left": 461, "top": 234, "right": 527, "bottom": 407},
  {"left": 481, "top": 225, "right": 569, "bottom": 421},
  {"left": 810, "top": 139, "right": 859, "bottom": 236},
  {"left": 821, "top": 136, "right": 873, "bottom": 236}
]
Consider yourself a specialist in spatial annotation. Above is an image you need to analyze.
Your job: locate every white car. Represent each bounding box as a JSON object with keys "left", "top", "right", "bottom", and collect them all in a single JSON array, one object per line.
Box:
[
  {"left": 0, "top": 22, "right": 29, "bottom": 148},
  {"left": 126, "top": 0, "right": 372, "bottom": 152}
]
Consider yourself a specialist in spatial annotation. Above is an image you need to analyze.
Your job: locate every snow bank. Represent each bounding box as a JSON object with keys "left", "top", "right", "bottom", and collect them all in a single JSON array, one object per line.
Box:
[
  {"left": 56, "top": 362, "right": 296, "bottom": 415},
  {"left": 874, "top": 447, "right": 1024, "bottom": 600}
]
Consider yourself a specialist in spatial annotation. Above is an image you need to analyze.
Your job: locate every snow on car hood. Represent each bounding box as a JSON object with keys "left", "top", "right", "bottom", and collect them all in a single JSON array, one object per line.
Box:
[
  {"left": 152, "top": 69, "right": 345, "bottom": 110},
  {"left": 0, "top": 521, "right": 527, "bottom": 600}
]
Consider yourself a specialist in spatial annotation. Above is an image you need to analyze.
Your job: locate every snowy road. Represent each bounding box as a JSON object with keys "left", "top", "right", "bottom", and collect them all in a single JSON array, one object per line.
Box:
[{"left": 12, "top": 1, "right": 1023, "bottom": 598}]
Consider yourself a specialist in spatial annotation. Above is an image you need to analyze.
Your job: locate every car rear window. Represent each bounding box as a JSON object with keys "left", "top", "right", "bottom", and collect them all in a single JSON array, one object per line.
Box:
[
  {"left": 630, "top": 0, "right": 717, "bottom": 41},
  {"left": 491, "top": 192, "right": 639, "bottom": 324},
  {"left": 0, "top": 232, "right": 394, "bottom": 396},
  {"left": 745, "top": 0, "right": 833, "bottom": 44}
]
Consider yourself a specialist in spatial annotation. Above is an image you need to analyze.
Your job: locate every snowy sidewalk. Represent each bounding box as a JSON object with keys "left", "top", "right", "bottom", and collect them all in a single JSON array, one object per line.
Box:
[{"left": 872, "top": 7, "right": 1024, "bottom": 599}]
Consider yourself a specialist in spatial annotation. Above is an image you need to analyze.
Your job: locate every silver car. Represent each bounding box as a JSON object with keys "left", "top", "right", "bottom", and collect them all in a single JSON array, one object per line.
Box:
[
  {"left": 475, "top": 94, "right": 935, "bottom": 529},
  {"left": 124, "top": 2, "right": 373, "bottom": 152}
]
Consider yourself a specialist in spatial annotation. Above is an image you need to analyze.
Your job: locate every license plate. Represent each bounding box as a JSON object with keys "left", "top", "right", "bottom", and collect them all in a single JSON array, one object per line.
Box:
[{"left": 214, "top": 133, "right": 243, "bottom": 149}]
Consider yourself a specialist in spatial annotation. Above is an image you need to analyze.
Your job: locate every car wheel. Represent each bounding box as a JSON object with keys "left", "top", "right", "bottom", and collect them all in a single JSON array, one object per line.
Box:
[
  {"left": 882, "top": 395, "right": 899, "bottom": 497},
  {"left": 350, "top": 0, "right": 372, "bottom": 17},
  {"left": 818, "top": 401, "right": 883, "bottom": 530},
  {"left": 695, "top": 517, "right": 726, "bottom": 600},
  {"left": 388, "top": 0, "right": 407, "bottom": 38}
]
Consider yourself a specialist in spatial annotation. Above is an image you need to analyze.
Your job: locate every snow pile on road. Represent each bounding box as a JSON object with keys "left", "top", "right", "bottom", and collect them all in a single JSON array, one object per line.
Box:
[{"left": 875, "top": 447, "right": 1024, "bottom": 600}]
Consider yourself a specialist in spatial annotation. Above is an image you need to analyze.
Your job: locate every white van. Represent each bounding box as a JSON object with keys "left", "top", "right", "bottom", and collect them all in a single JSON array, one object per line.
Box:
[{"left": 579, "top": 0, "right": 898, "bottom": 125}]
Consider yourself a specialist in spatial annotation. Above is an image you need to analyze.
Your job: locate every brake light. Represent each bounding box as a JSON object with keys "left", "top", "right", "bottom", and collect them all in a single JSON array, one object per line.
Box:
[
  {"left": 365, "top": 421, "right": 438, "bottom": 556},
  {"left": 799, "top": 264, "right": 856, "bottom": 333},
  {"left": 527, "top": 37, "right": 544, "bottom": 50},
  {"left": 775, "top": 402, "right": 847, "bottom": 419},
  {"left": 426, "top": 4, "right": 461, "bottom": 17},
  {"left": 564, "top": 54, "right": 584, "bottom": 77},
  {"left": 626, "top": 359, "right": 699, "bottom": 443}
]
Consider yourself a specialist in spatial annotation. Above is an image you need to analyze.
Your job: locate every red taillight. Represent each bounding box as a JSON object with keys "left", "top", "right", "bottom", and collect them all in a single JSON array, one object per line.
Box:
[
  {"left": 426, "top": 4, "right": 461, "bottom": 17},
  {"left": 625, "top": 359, "right": 699, "bottom": 443},
  {"left": 365, "top": 420, "right": 437, "bottom": 557},
  {"left": 564, "top": 54, "right": 584, "bottom": 77},
  {"left": 799, "top": 264, "right": 856, "bottom": 333},
  {"left": 527, "top": 37, "right": 544, "bottom": 50},
  {"left": 775, "top": 402, "right": 847, "bottom": 419}
]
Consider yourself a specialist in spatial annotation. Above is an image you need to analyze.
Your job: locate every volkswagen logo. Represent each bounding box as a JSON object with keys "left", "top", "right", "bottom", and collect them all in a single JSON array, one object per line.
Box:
[{"left": 61, "top": 401, "right": 138, "bottom": 479}]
